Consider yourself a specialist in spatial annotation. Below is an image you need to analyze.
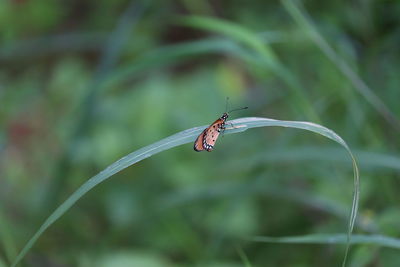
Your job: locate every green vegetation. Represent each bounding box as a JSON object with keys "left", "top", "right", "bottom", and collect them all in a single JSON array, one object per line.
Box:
[{"left": 1, "top": 0, "right": 399, "bottom": 266}]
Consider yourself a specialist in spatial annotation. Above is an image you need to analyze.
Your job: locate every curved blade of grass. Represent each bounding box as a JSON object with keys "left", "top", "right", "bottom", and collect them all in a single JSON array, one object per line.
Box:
[
  {"left": 281, "top": 0, "right": 400, "bottom": 132},
  {"left": 235, "top": 245, "right": 253, "bottom": 267},
  {"left": 176, "top": 15, "right": 277, "bottom": 63},
  {"left": 0, "top": 208, "right": 18, "bottom": 265},
  {"left": 104, "top": 38, "right": 254, "bottom": 88},
  {"left": 178, "top": 15, "right": 321, "bottom": 122},
  {"left": 251, "top": 234, "right": 400, "bottom": 250},
  {"left": 11, "top": 117, "right": 359, "bottom": 267},
  {"left": 105, "top": 29, "right": 285, "bottom": 90}
]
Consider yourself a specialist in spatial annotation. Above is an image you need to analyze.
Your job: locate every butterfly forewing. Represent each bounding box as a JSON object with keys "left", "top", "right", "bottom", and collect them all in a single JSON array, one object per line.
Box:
[
  {"left": 204, "top": 119, "right": 224, "bottom": 151},
  {"left": 194, "top": 118, "right": 225, "bottom": 152}
]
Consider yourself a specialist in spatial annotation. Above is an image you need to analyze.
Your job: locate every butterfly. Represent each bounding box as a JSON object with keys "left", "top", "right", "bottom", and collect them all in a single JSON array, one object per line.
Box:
[{"left": 193, "top": 106, "right": 248, "bottom": 152}]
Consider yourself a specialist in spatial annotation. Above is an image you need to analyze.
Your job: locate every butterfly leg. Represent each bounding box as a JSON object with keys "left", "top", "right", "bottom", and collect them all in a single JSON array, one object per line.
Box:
[
  {"left": 220, "top": 123, "right": 226, "bottom": 138},
  {"left": 222, "top": 122, "right": 241, "bottom": 138},
  {"left": 227, "top": 122, "right": 237, "bottom": 129}
]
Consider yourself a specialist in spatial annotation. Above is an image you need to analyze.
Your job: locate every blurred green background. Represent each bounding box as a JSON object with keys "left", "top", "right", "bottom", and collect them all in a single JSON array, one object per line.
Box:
[{"left": 1, "top": 0, "right": 400, "bottom": 266}]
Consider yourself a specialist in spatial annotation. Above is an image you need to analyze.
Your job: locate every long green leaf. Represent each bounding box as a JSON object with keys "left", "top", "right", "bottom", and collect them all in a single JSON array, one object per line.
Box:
[
  {"left": 281, "top": 0, "right": 400, "bottom": 132},
  {"left": 11, "top": 117, "right": 359, "bottom": 267},
  {"left": 177, "top": 15, "right": 276, "bottom": 62},
  {"left": 251, "top": 234, "right": 400, "bottom": 249},
  {"left": 178, "top": 15, "right": 321, "bottom": 122}
]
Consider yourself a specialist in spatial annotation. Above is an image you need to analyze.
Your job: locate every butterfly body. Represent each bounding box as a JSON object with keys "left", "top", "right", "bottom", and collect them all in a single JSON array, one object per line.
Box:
[{"left": 194, "top": 113, "right": 229, "bottom": 152}]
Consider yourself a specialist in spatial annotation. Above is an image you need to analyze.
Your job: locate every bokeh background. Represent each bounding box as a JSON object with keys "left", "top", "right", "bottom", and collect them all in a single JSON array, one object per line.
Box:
[{"left": 1, "top": 0, "right": 400, "bottom": 266}]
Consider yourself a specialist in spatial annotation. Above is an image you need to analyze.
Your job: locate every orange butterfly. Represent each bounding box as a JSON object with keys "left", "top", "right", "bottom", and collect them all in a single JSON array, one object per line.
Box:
[{"left": 194, "top": 106, "right": 248, "bottom": 152}]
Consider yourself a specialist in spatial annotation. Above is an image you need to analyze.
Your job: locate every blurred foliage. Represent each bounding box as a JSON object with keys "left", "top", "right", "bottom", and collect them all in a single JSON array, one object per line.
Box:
[{"left": 1, "top": 0, "right": 400, "bottom": 266}]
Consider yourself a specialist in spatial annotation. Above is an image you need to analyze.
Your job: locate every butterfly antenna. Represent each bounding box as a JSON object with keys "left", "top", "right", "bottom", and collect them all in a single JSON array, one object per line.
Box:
[
  {"left": 228, "top": 106, "right": 248, "bottom": 113},
  {"left": 225, "top": 97, "right": 230, "bottom": 113}
]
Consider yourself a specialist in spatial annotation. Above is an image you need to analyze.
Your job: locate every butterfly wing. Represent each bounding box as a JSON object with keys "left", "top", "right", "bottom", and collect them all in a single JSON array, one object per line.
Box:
[
  {"left": 193, "top": 118, "right": 225, "bottom": 152},
  {"left": 204, "top": 119, "right": 224, "bottom": 152}
]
